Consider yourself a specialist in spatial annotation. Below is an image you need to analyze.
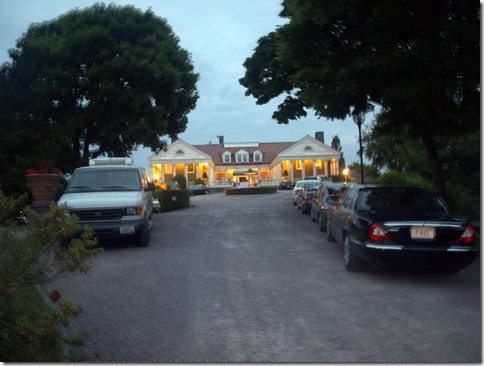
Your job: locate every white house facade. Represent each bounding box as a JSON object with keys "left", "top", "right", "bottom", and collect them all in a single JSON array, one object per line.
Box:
[{"left": 148, "top": 132, "right": 342, "bottom": 187}]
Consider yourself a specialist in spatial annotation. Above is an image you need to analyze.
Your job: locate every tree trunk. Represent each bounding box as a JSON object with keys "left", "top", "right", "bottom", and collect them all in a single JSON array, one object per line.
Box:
[{"left": 410, "top": 119, "right": 447, "bottom": 201}]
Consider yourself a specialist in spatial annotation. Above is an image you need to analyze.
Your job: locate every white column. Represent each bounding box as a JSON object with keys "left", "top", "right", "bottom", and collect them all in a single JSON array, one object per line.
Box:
[
  {"left": 313, "top": 160, "right": 316, "bottom": 176},
  {"left": 161, "top": 165, "right": 165, "bottom": 182},
  {"left": 196, "top": 164, "right": 199, "bottom": 179},
  {"left": 302, "top": 160, "right": 305, "bottom": 179},
  {"left": 290, "top": 161, "right": 294, "bottom": 181}
]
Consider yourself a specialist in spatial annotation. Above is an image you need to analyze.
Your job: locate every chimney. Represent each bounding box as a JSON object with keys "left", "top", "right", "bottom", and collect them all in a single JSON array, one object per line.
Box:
[
  {"left": 315, "top": 132, "right": 324, "bottom": 144},
  {"left": 217, "top": 135, "right": 224, "bottom": 144}
]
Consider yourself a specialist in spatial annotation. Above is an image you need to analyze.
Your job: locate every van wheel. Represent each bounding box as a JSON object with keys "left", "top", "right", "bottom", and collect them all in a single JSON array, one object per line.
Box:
[{"left": 136, "top": 218, "right": 151, "bottom": 247}]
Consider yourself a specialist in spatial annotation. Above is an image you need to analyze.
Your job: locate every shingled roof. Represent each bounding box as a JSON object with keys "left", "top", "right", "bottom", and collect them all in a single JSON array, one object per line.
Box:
[{"left": 192, "top": 142, "right": 295, "bottom": 165}]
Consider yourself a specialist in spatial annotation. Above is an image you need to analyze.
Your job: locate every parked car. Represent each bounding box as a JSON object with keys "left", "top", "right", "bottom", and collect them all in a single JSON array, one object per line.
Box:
[
  {"left": 310, "top": 182, "right": 350, "bottom": 231},
  {"left": 152, "top": 198, "right": 161, "bottom": 213},
  {"left": 297, "top": 181, "right": 322, "bottom": 214},
  {"left": 305, "top": 175, "right": 329, "bottom": 183},
  {"left": 292, "top": 180, "right": 309, "bottom": 205},
  {"left": 326, "top": 184, "right": 478, "bottom": 274},
  {"left": 279, "top": 178, "right": 294, "bottom": 190},
  {"left": 189, "top": 185, "right": 209, "bottom": 195},
  {"left": 160, "top": 181, "right": 180, "bottom": 190}
]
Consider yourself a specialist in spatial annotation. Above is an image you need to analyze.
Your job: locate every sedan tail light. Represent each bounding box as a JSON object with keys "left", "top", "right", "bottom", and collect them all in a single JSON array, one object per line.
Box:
[
  {"left": 455, "top": 224, "right": 476, "bottom": 244},
  {"left": 304, "top": 195, "right": 313, "bottom": 201},
  {"left": 369, "top": 223, "right": 391, "bottom": 241}
]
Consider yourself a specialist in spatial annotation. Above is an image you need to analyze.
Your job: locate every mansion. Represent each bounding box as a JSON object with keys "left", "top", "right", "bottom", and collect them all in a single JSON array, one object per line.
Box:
[{"left": 148, "top": 132, "right": 342, "bottom": 187}]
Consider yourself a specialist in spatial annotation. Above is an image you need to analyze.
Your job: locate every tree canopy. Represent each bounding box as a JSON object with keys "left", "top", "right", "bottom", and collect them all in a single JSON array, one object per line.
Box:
[
  {"left": 0, "top": 3, "right": 199, "bottom": 194},
  {"left": 239, "top": 0, "right": 480, "bottom": 199}
]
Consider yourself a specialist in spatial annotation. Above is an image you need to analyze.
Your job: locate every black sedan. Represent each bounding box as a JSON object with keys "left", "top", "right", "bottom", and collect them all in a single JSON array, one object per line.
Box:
[
  {"left": 279, "top": 179, "right": 294, "bottom": 190},
  {"left": 296, "top": 181, "right": 321, "bottom": 214},
  {"left": 326, "top": 184, "right": 478, "bottom": 274},
  {"left": 189, "top": 185, "right": 209, "bottom": 195},
  {"left": 310, "top": 182, "right": 349, "bottom": 231}
]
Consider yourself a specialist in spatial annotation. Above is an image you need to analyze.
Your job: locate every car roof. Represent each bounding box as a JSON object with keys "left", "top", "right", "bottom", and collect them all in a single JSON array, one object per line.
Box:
[{"left": 74, "top": 165, "right": 140, "bottom": 171}]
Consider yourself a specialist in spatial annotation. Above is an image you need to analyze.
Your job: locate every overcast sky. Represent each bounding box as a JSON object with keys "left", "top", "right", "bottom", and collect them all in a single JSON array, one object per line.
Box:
[{"left": 0, "top": 0, "right": 378, "bottom": 173}]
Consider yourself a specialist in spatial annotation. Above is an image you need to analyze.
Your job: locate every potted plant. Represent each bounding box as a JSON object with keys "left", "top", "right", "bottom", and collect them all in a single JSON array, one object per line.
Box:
[{"left": 25, "top": 158, "right": 63, "bottom": 204}]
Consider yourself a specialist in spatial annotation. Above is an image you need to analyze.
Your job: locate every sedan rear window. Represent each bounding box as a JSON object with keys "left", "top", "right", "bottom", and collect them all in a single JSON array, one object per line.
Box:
[{"left": 356, "top": 188, "right": 446, "bottom": 212}]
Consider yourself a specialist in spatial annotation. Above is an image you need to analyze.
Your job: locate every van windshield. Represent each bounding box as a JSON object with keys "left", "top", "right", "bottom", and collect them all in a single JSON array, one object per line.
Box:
[{"left": 68, "top": 169, "right": 141, "bottom": 192}]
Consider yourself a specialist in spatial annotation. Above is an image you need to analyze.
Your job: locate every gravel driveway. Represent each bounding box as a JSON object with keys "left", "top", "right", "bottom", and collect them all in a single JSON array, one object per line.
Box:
[{"left": 52, "top": 191, "right": 481, "bottom": 362}]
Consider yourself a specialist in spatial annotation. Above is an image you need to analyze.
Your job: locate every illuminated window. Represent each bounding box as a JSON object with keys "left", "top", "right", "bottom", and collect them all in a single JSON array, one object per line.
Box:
[
  {"left": 164, "top": 164, "right": 173, "bottom": 174},
  {"left": 296, "top": 161, "right": 302, "bottom": 170},
  {"left": 187, "top": 164, "right": 194, "bottom": 173}
]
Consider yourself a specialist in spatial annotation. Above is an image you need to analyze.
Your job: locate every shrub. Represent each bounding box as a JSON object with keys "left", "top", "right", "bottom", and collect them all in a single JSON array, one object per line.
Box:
[
  {"left": 225, "top": 187, "right": 277, "bottom": 195},
  {"left": 331, "top": 174, "right": 355, "bottom": 183},
  {"left": 0, "top": 192, "right": 102, "bottom": 361},
  {"left": 152, "top": 189, "right": 190, "bottom": 212},
  {"left": 194, "top": 178, "right": 205, "bottom": 186},
  {"left": 173, "top": 174, "right": 187, "bottom": 189}
]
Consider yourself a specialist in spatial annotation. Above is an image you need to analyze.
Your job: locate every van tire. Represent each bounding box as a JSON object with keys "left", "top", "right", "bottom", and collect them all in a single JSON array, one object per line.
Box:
[{"left": 136, "top": 218, "right": 150, "bottom": 247}]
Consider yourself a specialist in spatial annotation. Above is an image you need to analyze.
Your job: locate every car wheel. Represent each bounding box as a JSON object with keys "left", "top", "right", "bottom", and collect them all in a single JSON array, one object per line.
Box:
[
  {"left": 136, "top": 217, "right": 151, "bottom": 247},
  {"left": 326, "top": 224, "right": 335, "bottom": 242},
  {"left": 301, "top": 205, "right": 307, "bottom": 215},
  {"left": 318, "top": 213, "right": 326, "bottom": 232},
  {"left": 205, "top": 190, "right": 208, "bottom": 195},
  {"left": 343, "top": 236, "right": 365, "bottom": 272}
]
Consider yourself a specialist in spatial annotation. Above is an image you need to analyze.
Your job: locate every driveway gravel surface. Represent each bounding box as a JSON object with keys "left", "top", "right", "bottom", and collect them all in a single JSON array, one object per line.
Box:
[{"left": 52, "top": 191, "right": 480, "bottom": 362}]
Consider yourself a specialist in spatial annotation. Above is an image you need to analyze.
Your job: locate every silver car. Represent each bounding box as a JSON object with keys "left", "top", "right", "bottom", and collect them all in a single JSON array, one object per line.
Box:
[{"left": 292, "top": 180, "right": 310, "bottom": 205}]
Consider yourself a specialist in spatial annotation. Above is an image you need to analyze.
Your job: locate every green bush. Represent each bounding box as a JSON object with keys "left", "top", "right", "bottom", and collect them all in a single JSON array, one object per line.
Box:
[
  {"left": 173, "top": 174, "right": 187, "bottom": 189},
  {"left": 0, "top": 193, "right": 102, "bottom": 361},
  {"left": 331, "top": 174, "right": 355, "bottom": 183},
  {"left": 194, "top": 178, "right": 205, "bottom": 186},
  {"left": 226, "top": 186, "right": 277, "bottom": 195},
  {"left": 152, "top": 189, "right": 190, "bottom": 212}
]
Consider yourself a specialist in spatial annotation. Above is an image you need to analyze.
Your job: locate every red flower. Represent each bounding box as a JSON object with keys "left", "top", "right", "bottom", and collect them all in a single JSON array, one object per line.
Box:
[
  {"left": 39, "top": 168, "right": 49, "bottom": 174},
  {"left": 26, "top": 168, "right": 38, "bottom": 174}
]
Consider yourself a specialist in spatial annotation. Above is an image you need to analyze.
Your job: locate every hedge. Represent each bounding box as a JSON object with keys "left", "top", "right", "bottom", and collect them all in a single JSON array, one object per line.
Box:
[
  {"left": 225, "top": 186, "right": 278, "bottom": 195},
  {"left": 152, "top": 189, "right": 190, "bottom": 212}
]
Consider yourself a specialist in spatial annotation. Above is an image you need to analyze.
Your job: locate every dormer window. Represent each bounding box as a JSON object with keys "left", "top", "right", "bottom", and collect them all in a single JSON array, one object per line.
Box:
[
  {"left": 235, "top": 149, "right": 249, "bottom": 163},
  {"left": 253, "top": 150, "right": 262, "bottom": 162},
  {"left": 222, "top": 151, "right": 231, "bottom": 163}
]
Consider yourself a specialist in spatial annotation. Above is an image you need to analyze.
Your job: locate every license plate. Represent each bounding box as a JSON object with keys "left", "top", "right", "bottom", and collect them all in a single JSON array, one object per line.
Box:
[
  {"left": 411, "top": 226, "right": 435, "bottom": 239},
  {"left": 120, "top": 226, "right": 135, "bottom": 234}
]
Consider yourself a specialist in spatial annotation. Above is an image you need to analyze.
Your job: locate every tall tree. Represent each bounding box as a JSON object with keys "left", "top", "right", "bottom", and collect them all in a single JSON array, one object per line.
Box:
[
  {"left": 240, "top": 0, "right": 480, "bottom": 199},
  {"left": 331, "top": 135, "right": 345, "bottom": 168},
  {"left": 0, "top": 3, "right": 199, "bottom": 194}
]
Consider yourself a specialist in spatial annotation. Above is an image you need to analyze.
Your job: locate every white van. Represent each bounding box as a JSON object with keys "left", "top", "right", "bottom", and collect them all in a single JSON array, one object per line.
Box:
[{"left": 58, "top": 157, "right": 155, "bottom": 247}]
